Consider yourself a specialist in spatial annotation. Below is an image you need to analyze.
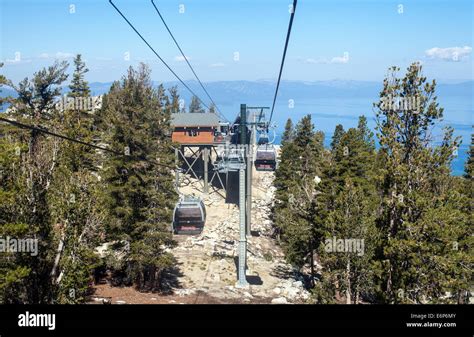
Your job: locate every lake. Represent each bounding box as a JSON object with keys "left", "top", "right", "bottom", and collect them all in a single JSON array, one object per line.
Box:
[{"left": 218, "top": 96, "right": 472, "bottom": 176}]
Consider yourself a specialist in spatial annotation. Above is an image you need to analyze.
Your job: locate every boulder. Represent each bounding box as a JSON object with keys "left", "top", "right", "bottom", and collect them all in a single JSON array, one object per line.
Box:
[
  {"left": 283, "top": 287, "right": 300, "bottom": 300},
  {"left": 292, "top": 281, "right": 303, "bottom": 288},
  {"left": 300, "top": 291, "right": 310, "bottom": 300},
  {"left": 271, "top": 297, "right": 288, "bottom": 304},
  {"left": 243, "top": 291, "right": 254, "bottom": 299}
]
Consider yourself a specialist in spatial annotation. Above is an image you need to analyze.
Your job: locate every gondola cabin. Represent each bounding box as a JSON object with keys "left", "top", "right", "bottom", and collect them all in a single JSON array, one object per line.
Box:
[
  {"left": 173, "top": 196, "right": 206, "bottom": 235},
  {"left": 255, "top": 144, "right": 276, "bottom": 171},
  {"left": 257, "top": 135, "right": 269, "bottom": 145}
]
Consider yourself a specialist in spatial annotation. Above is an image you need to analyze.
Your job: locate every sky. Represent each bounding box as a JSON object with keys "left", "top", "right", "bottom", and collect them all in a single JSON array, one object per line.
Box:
[{"left": 1, "top": 0, "right": 473, "bottom": 83}]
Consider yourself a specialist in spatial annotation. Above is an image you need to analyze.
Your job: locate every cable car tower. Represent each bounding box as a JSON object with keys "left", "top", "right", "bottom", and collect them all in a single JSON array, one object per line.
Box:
[
  {"left": 208, "top": 0, "right": 298, "bottom": 285},
  {"left": 214, "top": 105, "right": 276, "bottom": 287},
  {"left": 110, "top": 0, "right": 298, "bottom": 288}
]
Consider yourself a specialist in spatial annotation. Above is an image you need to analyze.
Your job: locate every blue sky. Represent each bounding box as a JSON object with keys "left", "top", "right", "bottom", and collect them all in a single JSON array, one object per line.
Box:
[{"left": 1, "top": 0, "right": 473, "bottom": 83}]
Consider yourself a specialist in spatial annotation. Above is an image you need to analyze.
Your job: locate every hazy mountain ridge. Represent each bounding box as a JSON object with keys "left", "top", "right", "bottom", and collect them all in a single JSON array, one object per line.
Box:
[
  {"left": 105, "top": 80, "right": 472, "bottom": 126},
  {"left": 2, "top": 79, "right": 471, "bottom": 100}
]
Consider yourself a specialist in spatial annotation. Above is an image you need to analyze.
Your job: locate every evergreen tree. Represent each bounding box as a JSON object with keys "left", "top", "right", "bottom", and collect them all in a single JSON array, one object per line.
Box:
[
  {"left": 0, "top": 62, "right": 7, "bottom": 110},
  {"left": 168, "top": 85, "right": 180, "bottom": 113},
  {"left": 0, "top": 134, "right": 31, "bottom": 303},
  {"left": 374, "top": 62, "right": 469, "bottom": 303},
  {"left": 464, "top": 134, "right": 473, "bottom": 179},
  {"left": 281, "top": 118, "right": 294, "bottom": 145},
  {"left": 453, "top": 134, "right": 474, "bottom": 303},
  {"left": 314, "top": 118, "right": 378, "bottom": 304},
  {"left": 1, "top": 60, "right": 102, "bottom": 304},
  {"left": 100, "top": 63, "right": 177, "bottom": 290},
  {"left": 2, "top": 61, "right": 69, "bottom": 303},
  {"left": 68, "top": 54, "right": 90, "bottom": 98},
  {"left": 47, "top": 57, "right": 104, "bottom": 303},
  {"left": 60, "top": 56, "right": 96, "bottom": 171},
  {"left": 357, "top": 115, "right": 374, "bottom": 147},
  {"left": 331, "top": 118, "right": 376, "bottom": 189},
  {"left": 47, "top": 165, "right": 104, "bottom": 303},
  {"left": 330, "top": 124, "right": 344, "bottom": 150},
  {"left": 13, "top": 61, "right": 69, "bottom": 122},
  {"left": 274, "top": 115, "right": 324, "bottom": 277},
  {"left": 189, "top": 95, "right": 204, "bottom": 113}
]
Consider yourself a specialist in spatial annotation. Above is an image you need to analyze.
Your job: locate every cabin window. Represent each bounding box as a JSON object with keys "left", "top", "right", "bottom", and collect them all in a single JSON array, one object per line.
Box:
[{"left": 186, "top": 129, "right": 199, "bottom": 137}]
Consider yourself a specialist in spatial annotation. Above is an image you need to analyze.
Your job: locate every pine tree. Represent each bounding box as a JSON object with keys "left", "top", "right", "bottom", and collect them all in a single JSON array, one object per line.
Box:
[
  {"left": 2, "top": 61, "right": 69, "bottom": 303},
  {"left": 168, "top": 85, "right": 180, "bottom": 113},
  {"left": 189, "top": 95, "right": 204, "bottom": 113},
  {"left": 13, "top": 61, "right": 69, "bottom": 122},
  {"left": 68, "top": 54, "right": 90, "bottom": 98},
  {"left": 1, "top": 60, "right": 102, "bottom": 304},
  {"left": 0, "top": 135, "right": 32, "bottom": 303},
  {"left": 274, "top": 118, "right": 297, "bottom": 216},
  {"left": 331, "top": 118, "right": 376, "bottom": 189},
  {"left": 100, "top": 63, "right": 177, "bottom": 290},
  {"left": 47, "top": 164, "right": 104, "bottom": 303},
  {"left": 281, "top": 118, "right": 294, "bottom": 145},
  {"left": 357, "top": 116, "right": 374, "bottom": 147},
  {"left": 60, "top": 56, "right": 97, "bottom": 171},
  {"left": 464, "top": 134, "right": 473, "bottom": 179},
  {"left": 274, "top": 115, "right": 324, "bottom": 276},
  {"left": 374, "top": 62, "right": 469, "bottom": 303},
  {"left": 330, "top": 124, "right": 344, "bottom": 150},
  {"left": 47, "top": 57, "right": 104, "bottom": 303},
  {"left": 0, "top": 62, "right": 7, "bottom": 110},
  {"left": 314, "top": 118, "right": 378, "bottom": 304},
  {"left": 453, "top": 134, "right": 474, "bottom": 303}
]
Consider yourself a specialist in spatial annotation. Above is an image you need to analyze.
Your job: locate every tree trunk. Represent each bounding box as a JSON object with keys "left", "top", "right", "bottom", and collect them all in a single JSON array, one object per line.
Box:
[
  {"left": 50, "top": 230, "right": 66, "bottom": 284},
  {"left": 309, "top": 240, "right": 315, "bottom": 288},
  {"left": 355, "top": 284, "right": 360, "bottom": 304},
  {"left": 345, "top": 259, "right": 351, "bottom": 304}
]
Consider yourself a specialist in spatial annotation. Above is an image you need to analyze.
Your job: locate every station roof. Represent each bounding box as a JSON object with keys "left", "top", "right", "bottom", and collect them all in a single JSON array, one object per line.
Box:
[{"left": 171, "top": 113, "right": 220, "bottom": 127}]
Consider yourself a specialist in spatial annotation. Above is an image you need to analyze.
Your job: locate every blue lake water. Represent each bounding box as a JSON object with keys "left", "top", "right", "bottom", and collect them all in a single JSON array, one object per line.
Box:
[{"left": 218, "top": 96, "right": 472, "bottom": 176}]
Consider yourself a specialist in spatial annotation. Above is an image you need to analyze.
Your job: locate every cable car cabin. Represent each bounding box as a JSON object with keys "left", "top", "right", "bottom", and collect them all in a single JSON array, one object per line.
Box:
[
  {"left": 257, "top": 135, "right": 269, "bottom": 145},
  {"left": 173, "top": 196, "right": 206, "bottom": 235},
  {"left": 255, "top": 144, "right": 276, "bottom": 171}
]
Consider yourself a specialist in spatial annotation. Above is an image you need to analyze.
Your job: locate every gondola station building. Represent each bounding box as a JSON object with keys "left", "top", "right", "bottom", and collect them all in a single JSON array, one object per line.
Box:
[{"left": 171, "top": 112, "right": 223, "bottom": 145}]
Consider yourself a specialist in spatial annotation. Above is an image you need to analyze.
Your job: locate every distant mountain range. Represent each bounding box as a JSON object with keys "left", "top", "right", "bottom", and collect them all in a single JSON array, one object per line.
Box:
[
  {"left": 2, "top": 79, "right": 472, "bottom": 115},
  {"left": 86, "top": 80, "right": 473, "bottom": 104},
  {"left": 89, "top": 80, "right": 474, "bottom": 127}
]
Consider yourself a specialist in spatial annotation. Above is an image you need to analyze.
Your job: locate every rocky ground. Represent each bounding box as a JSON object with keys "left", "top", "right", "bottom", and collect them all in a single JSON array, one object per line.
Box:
[
  {"left": 90, "top": 161, "right": 311, "bottom": 304},
  {"left": 169, "top": 169, "right": 310, "bottom": 304}
]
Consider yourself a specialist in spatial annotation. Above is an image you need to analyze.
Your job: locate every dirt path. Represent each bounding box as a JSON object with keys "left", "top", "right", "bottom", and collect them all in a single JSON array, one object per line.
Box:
[{"left": 90, "top": 164, "right": 310, "bottom": 304}]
